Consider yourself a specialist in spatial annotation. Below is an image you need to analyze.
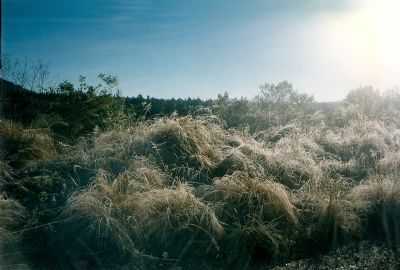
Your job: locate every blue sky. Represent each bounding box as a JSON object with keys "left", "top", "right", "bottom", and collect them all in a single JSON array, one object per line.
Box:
[{"left": 5, "top": 0, "right": 397, "bottom": 101}]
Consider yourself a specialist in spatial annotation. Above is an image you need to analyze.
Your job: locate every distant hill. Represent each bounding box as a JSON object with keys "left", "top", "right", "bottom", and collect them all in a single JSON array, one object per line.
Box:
[{"left": 0, "top": 78, "right": 51, "bottom": 124}]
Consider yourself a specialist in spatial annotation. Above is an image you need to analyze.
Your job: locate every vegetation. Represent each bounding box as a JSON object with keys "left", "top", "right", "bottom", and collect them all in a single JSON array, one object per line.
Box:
[{"left": 2, "top": 76, "right": 400, "bottom": 269}]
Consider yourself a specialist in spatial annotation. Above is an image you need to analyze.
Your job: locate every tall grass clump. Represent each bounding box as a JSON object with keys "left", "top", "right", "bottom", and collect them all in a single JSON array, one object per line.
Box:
[
  {"left": 49, "top": 171, "right": 140, "bottom": 269},
  {"left": 349, "top": 176, "right": 400, "bottom": 247},
  {"left": 6, "top": 90, "right": 400, "bottom": 270},
  {"left": 132, "top": 117, "right": 223, "bottom": 183},
  {"left": 237, "top": 136, "right": 322, "bottom": 189},
  {"left": 254, "top": 124, "right": 300, "bottom": 145},
  {"left": 0, "top": 160, "right": 14, "bottom": 183},
  {"left": 53, "top": 171, "right": 223, "bottom": 269},
  {"left": 212, "top": 147, "right": 260, "bottom": 178},
  {"left": 294, "top": 186, "right": 360, "bottom": 256},
  {"left": 0, "top": 197, "right": 28, "bottom": 269},
  {"left": 90, "top": 127, "right": 139, "bottom": 174},
  {"left": 315, "top": 120, "right": 394, "bottom": 181},
  {"left": 83, "top": 117, "right": 224, "bottom": 183},
  {"left": 124, "top": 183, "right": 224, "bottom": 266},
  {"left": 377, "top": 151, "right": 400, "bottom": 176},
  {"left": 206, "top": 172, "right": 297, "bottom": 267},
  {"left": 0, "top": 121, "right": 57, "bottom": 168}
]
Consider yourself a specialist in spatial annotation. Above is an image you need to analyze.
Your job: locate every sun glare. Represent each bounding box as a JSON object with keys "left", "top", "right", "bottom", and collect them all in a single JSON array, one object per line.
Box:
[
  {"left": 365, "top": 1, "right": 400, "bottom": 66},
  {"left": 320, "top": 0, "right": 400, "bottom": 88}
]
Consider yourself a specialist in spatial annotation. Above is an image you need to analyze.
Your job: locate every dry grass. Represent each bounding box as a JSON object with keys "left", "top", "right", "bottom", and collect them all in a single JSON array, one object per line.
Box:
[
  {"left": 255, "top": 124, "right": 300, "bottom": 144},
  {"left": 212, "top": 148, "right": 259, "bottom": 177},
  {"left": 132, "top": 117, "right": 223, "bottom": 182},
  {"left": 0, "top": 160, "right": 14, "bottom": 183},
  {"left": 294, "top": 190, "right": 360, "bottom": 256},
  {"left": 0, "top": 121, "right": 57, "bottom": 168},
  {"left": 205, "top": 172, "right": 297, "bottom": 265},
  {"left": 349, "top": 176, "right": 400, "bottom": 246},
  {"left": 124, "top": 184, "right": 224, "bottom": 260},
  {"left": 377, "top": 151, "right": 400, "bottom": 176},
  {"left": 83, "top": 117, "right": 224, "bottom": 183},
  {"left": 0, "top": 197, "right": 27, "bottom": 269},
  {"left": 57, "top": 170, "right": 223, "bottom": 268},
  {"left": 210, "top": 172, "right": 297, "bottom": 225},
  {"left": 236, "top": 137, "right": 322, "bottom": 189},
  {"left": 314, "top": 121, "right": 393, "bottom": 179},
  {"left": 4, "top": 115, "right": 400, "bottom": 269},
  {"left": 53, "top": 171, "right": 141, "bottom": 268}
]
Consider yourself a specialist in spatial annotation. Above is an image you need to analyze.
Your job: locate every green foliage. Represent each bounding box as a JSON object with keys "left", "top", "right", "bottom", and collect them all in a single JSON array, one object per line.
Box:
[
  {"left": 1, "top": 75, "right": 136, "bottom": 142},
  {"left": 47, "top": 75, "right": 122, "bottom": 139}
]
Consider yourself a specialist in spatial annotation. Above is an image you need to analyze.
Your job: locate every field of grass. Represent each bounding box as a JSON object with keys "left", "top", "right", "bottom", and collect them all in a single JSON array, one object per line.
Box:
[{"left": 1, "top": 82, "right": 400, "bottom": 269}]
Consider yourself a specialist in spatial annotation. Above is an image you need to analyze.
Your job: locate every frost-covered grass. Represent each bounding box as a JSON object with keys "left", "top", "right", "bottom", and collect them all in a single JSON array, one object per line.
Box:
[{"left": 2, "top": 116, "right": 400, "bottom": 269}]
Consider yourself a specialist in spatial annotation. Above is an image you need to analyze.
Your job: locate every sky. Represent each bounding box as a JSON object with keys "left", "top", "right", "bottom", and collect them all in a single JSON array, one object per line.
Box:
[{"left": 4, "top": 0, "right": 400, "bottom": 101}]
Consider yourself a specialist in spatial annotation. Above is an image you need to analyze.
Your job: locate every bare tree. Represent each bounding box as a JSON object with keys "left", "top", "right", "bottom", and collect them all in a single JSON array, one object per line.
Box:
[
  {"left": 256, "top": 81, "right": 314, "bottom": 126},
  {"left": 2, "top": 55, "right": 50, "bottom": 91}
]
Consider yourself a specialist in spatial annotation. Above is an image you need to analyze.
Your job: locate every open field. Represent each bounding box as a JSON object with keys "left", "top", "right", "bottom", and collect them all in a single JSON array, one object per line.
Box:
[{"left": 1, "top": 80, "right": 400, "bottom": 269}]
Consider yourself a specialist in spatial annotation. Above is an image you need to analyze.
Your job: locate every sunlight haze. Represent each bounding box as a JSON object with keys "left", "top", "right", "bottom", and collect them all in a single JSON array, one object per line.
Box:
[{"left": 5, "top": 0, "right": 400, "bottom": 101}]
